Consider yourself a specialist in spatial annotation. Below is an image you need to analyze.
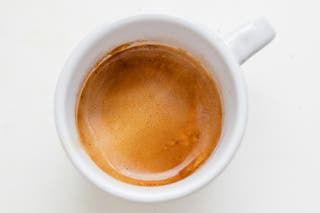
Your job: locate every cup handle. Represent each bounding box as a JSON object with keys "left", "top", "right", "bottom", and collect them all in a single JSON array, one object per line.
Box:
[{"left": 223, "top": 17, "right": 275, "bottom": 65}]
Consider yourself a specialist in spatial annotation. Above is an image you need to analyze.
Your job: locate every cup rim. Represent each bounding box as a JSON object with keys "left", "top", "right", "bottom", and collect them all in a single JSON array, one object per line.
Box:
[{"left": 54, "top": 14, "right": 248, "bottom": 202}]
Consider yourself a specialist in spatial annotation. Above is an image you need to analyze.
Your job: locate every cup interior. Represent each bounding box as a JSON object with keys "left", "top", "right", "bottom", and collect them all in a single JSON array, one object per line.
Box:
[{"left": 55, "top": 15, "right": 247, "bottom": 202}]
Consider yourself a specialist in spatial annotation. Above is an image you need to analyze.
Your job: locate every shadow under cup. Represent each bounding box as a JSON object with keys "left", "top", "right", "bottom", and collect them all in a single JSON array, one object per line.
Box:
[{"left": 55, "top": 16, "right": 247, "bottom": 202}]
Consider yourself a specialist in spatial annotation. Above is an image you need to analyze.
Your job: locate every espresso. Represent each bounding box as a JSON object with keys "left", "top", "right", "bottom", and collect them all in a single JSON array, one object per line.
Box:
[{"left": 77, "top": 42, "right": 223, "bottom": 186}]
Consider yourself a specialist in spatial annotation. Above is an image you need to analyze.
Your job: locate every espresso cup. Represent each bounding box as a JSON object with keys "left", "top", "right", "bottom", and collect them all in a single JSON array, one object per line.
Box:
[{"left": 54, "top": 15, "right": 275, "bottom": 202}]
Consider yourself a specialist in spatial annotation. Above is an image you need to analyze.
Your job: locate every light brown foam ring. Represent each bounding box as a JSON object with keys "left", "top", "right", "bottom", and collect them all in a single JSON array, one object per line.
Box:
[{"left": 77, "top": 42, "right": 222, "bottom": 186}]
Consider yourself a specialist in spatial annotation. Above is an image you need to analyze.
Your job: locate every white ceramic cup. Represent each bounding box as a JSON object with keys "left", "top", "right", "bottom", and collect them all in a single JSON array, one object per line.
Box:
[{"left": 54, "top": 15, "right": 275, "bottom": 202}]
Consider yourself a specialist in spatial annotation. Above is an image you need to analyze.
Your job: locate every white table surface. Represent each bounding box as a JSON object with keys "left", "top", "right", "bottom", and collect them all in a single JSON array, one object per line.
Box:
[{"left": 1, "top": 0, "right": 319, "bottom": 212}]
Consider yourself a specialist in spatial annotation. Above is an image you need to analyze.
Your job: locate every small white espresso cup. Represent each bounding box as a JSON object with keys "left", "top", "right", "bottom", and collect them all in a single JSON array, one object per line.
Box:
[{"left": 55, "top": 15, "right": 275, "bottom": 202}]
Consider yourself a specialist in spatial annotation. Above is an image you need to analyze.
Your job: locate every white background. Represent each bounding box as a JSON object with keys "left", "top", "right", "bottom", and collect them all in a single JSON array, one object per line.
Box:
[{"left": 1, "top": 0, "right": 319, "bottom": 212}]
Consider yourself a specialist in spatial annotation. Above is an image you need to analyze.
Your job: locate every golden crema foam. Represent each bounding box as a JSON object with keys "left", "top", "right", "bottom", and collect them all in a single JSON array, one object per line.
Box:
[{"left": 77, "top": 42, "right": 223, "bottom": 186}]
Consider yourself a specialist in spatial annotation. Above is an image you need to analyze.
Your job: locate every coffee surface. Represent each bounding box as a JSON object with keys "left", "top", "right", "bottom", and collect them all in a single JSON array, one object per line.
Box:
[{"left": 77, "top": 42, "right": 223, "bottom": 186}]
